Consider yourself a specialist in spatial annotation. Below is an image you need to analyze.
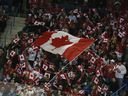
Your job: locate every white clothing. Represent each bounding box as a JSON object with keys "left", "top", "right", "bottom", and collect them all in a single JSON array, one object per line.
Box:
[
  {"left": 28, "top": 48, "right": 37, "bottom": 61},
  {"left": 68, "top": 15, "right": 77, "bottom": 22},
  {"left": 115, "top": 51, "right": 122, "bottom": 60},
  {"left": 0, "top": 92, "right": 3, "bottom": 96},
  {"left": 115, "top": 65, "right": 127, "bottom": 78}
]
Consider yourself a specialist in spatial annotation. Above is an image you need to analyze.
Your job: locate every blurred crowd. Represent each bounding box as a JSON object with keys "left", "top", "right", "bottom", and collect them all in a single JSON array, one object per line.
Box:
[
  {"left": 0, "top": 6, "right": 8, "bottom": 32},
  {"left": 0, "top": 0, "right": 128, "bottom": 96}
]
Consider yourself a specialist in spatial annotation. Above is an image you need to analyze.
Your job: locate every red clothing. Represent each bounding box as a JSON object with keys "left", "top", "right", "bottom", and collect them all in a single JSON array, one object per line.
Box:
[
  {"left": 102, "top": 64, "right": 115, "bottom": 78},
  {"left": 95, "top": 58, "right": 104, "bottom": 68}
]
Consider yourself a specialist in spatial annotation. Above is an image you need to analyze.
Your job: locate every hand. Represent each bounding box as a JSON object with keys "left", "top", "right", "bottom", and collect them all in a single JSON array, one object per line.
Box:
[
  {"left": 117, "top": 69, "right": 121, "bottom": 73},
  {"left": 108, "top": 69, "right": 112, "bottom": 72}
]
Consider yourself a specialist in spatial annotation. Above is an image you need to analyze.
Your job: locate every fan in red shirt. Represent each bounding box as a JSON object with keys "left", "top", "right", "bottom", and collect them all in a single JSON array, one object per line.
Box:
[{"left": 102, "top": 59, "right": 116, "bottom": 79}]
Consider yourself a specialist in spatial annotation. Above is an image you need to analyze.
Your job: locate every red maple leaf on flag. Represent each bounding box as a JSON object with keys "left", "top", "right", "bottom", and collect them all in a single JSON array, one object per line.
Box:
[{"left": 51, "top": 35, "right": 72, "bottom": 48}]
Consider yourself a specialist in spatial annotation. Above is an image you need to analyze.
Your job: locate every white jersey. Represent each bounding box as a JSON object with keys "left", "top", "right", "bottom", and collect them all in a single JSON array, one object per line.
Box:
[
  {"left": 28, "top": 47, "right": 37, "bottom": 61},
  {"left": 115, "top": 65, "right": 127, "bottom": 78}
]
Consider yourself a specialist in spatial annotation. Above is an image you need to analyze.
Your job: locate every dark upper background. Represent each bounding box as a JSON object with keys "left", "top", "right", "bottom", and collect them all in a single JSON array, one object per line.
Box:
[{"left": 0, "top": 0, "right": 128, "bottom": 16}]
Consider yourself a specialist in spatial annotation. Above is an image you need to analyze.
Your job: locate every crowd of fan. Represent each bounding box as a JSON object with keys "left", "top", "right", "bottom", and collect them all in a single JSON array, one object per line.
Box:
[{"left": 1, "top": 1, "right": 128, "bottom": 96}]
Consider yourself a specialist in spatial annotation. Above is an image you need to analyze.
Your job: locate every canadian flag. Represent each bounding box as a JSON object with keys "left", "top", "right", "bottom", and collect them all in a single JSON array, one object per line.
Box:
[
  {"left": 19, "top": 54, "right": 25, "bottom": 61},
  {"left": 90, "top": 56, "right": 96, "bottom": 64},
  {"left": 44, "top": 72, "right": 51, "bottom": 79},
  {"left": 28, "top": 38, "right": 33, "bottom": 44},
  {"left": 87, "top": 50, "right": 96, "bottom": 57},
  {"left": 33, "top": 31, "right": 94, "bottom": 61},
  {"left": 103, "top": 38, "right": 108, "bottom": 43},
  {"left": 15, "top": 66, "right": 22, "bottom": 75},
  {"left": 29, "top": 72, "right": 35, "bottom": 80},
  {"left": 16, "top": 68, "right": 22, "bottom": 75},
  {"left": 87, "top": 26, "right": 91, "bottom": 31},
  {"left": 78, "top": 90, "right": 85, "bottom": 95},
  {"left": 93, "top": 76, "right": 99, "bottom": 85},
  {"left": 118, "top": 31, "right": 126, "bottom": 38},
  {"left": 20, "top": 62, "right": 26, "bottom": 69},
  {"left": 60, "top": 73, "right": 67, "bottom": 80},
  {"left": 10, "top": 50, "right": 16, "bottom": 57},
  {"left": 42, "top": 64, "right": 48, "bottom": 71},
  {"left": 119, "top": 18, "right": 124, "bottom": 23},
  {"left": 13, "top": 38, "right": 20, "bottom": 44}
]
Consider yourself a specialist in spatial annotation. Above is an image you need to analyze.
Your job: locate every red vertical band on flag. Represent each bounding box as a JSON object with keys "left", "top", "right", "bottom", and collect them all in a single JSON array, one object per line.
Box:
[
  {"left": 63, "top": 38, "right": 94, "bottom": 61},
  {"left": 32, "top": 32, "right": 54, "bottom": 47}
]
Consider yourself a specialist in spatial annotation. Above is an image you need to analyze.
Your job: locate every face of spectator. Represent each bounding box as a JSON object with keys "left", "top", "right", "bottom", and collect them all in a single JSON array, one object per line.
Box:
[{"left": 118, "top": 61, "right": 122, "bottom": 66}]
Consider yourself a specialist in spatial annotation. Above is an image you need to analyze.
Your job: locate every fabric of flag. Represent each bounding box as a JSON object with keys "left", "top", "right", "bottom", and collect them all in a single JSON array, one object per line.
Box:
[
  {"left": 78, "top": 90, "right": 85, "bottom": 95},
  {"left": 90, "top": 56, "right": 96, "bottom": 64},
  {"left": 28, "top": 38, "right": 33, "bottom": 44},
  {"left": 42, "top": 64, "right": 48, "bottom": 71},
  {"left": 13, "top": 38, "right": 20, "bottom": 43},
  {"left": 118, "top": 31, "right": 126, "bottom": 38},
  {"left": 33, "top": 31, "right": 94, "bottom": 61},
  {"left": 15, "top": 65, "right": 22, "bottom": 75},
  {"left": 10, "top": 50, "right": 16, "bottom": 57},
  {"left": 103, "top": 38, "right": 108, "bottom": 43},
  {"left": 93, "top": 76, "right": 99, "bottom": 85},
  {"left": 59, "top": 73, "right": 67, "bottom": 80},
  {"left": 29, "top": 72, "right": 35, "bottom": 80},
  {"left": 87, "top": 50, "right": 97, "bottom": 60},
  {"left": 44, "top": 72, "right": 50, "bottom": 79},
  {"left": 101, "top": 32, "right": 109, "bottom": 44},
  {"left": 19, "top": 54, "right": 25, "bottom": 61},
  {"left": 119, "top": 18, "right": 124, "bottom": 24},
  {"left": 20, "top": 62, "right": 26, "bottom": 69}
]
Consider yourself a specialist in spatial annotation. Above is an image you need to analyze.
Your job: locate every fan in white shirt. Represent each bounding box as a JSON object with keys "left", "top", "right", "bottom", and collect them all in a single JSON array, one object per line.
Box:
[
  {"left": 28, "top": 47, "right": 37, "bottom": 61},
  {"left": 28, "top": 47, "right": 37, "bottom": 67},
  {"left": 115, "top": 61, "right": 127, "bottom": 89},
  {"left": 115, "top": 62, "right": 127, "bottom": 79}
]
